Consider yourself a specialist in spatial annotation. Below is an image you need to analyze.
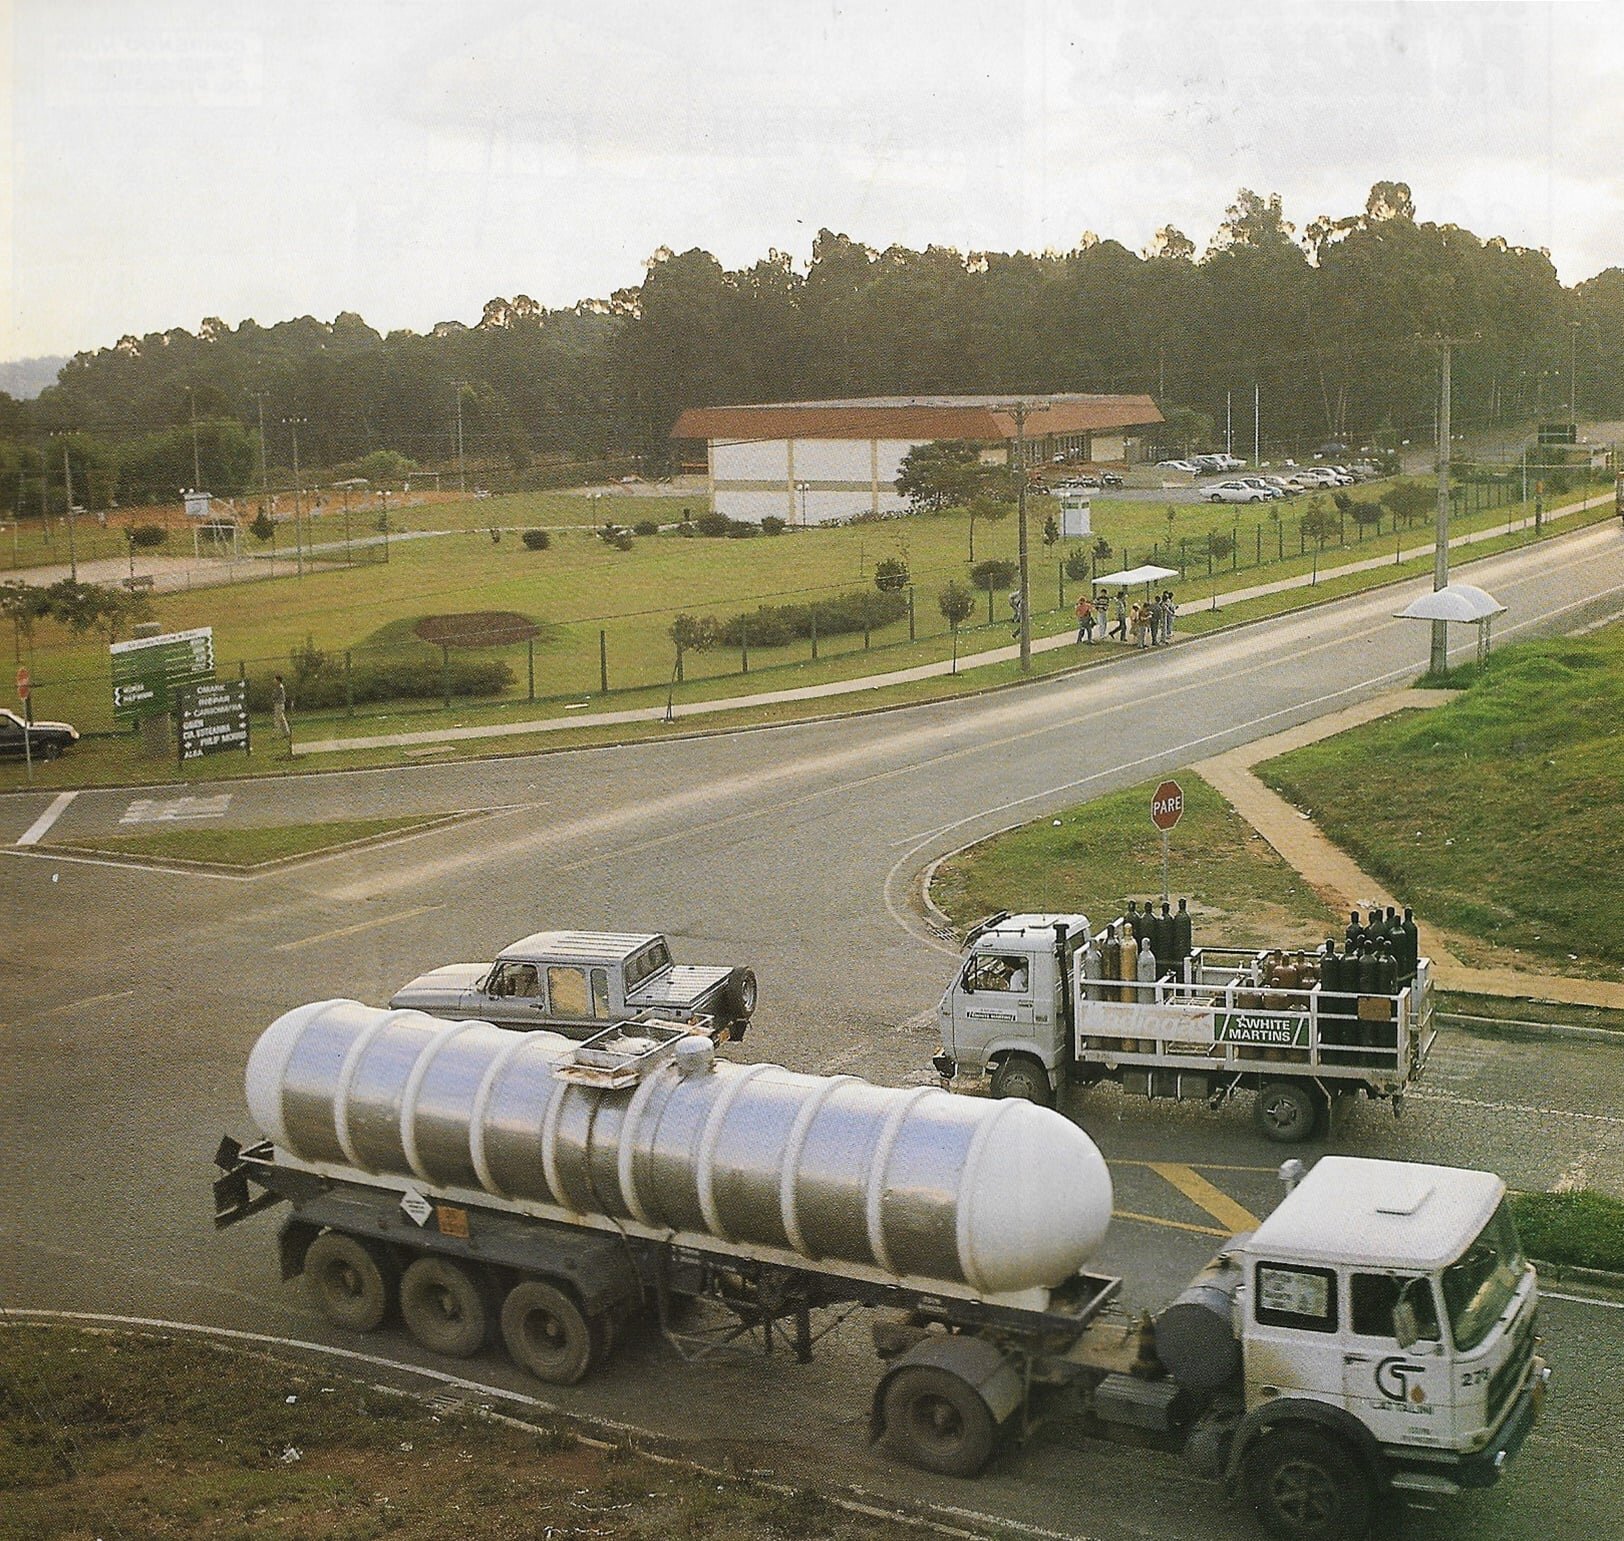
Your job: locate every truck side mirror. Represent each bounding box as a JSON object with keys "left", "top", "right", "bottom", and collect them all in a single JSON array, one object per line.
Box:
[{"left": 1392, "top": 1280, "right": 1423, "bottom": 1349}]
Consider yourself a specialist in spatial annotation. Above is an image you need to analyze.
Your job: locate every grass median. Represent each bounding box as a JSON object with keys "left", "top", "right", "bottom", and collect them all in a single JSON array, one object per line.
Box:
[
  {"left": 1511, "top": 1189, "right": 1624, "bottom": 1273},
  {"left": 51, "top": 814, "right": 450, "bottom": 867},
  {"left": 0, "top": 1325, "right": 904, "bottom": 1541}
]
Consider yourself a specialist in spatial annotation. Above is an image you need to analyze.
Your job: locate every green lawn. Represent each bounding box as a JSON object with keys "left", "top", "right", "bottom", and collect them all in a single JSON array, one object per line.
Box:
[
  {"left": 1257, "top": 625, "right": 1624, "bottom": 974},
  {"left": 1509, "top": 1189, "right": 1624, "bottom": 1272},
  {"left": 932, "top": 772, "right": 1339, "bottom": 950},
  {"left": 55, "top": 814, "right": 448, "bottom": 866}
]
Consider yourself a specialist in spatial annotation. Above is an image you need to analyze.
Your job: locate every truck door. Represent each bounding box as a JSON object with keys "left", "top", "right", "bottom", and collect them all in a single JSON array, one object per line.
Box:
[
  {"left": 1243, "top": 1261, "right": 1347, "bottom": 1408},
  {"left": 1342, "top": 1272, "right": 1450, "bottom": 1447},
  {"left": 948, "top": 950, "right": 1041, "bottom": 1071},
  {"left": 476, "top": 961, "right": 545, "bottom": 1027}
]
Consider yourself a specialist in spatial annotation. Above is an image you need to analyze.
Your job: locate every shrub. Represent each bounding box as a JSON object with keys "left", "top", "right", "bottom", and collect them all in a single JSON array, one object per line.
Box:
[
  {"left": 694, "top": 510, "right": 733, "bottom": 537},
  {"left": 1205, "top": 530, "right": 1235, "bottom": 560},
  {"left": 633, "top": 520, "right": 659, "bottom": 537},
  {"left": 250, "top": 508, "right": 275, "bottom": 543},
  {"left": 711, "top": 589, "right": 908, "bottom": 648},
  {"left": 521, "top": 528, "right": 551, "bottom": 550},
  {"left": 1349, "top": 500, "right": 1383, "bottom": 527},
  {"left": 938, "top": 580, "right": 976, "bottom": 629},
  {"left": 970, "top": 558, "right": 1018, "bottom": 592},
  {"left": 873, "top": 557, "right": 910, "bottom": 592},
  {"left": 1063, "top": 548, "right": 1092, "bottom": 581},
  {"left": 761, "top": 516, "right": 786, "bottom": 536},
  {"left": 129, "top": 524, "right": 167, "bottom": 548},
  {"left": 247, "top": 656, "right": 513, "bottom": 712},
  {"left": 724, "top": 520, "right": 760, "bottom": 538}
]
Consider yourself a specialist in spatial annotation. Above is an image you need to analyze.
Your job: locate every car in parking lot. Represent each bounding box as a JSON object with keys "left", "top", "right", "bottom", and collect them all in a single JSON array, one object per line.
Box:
[
  {"left": 1155, "top": 459, "right": 1199, "bottom": 475},
  {"left": 1203, "top": 479, "right": 1270, "bottom": 503},
  {"left": 1261, "top": 475, "right": 1302, "bottom": 497},
  {"left": 1098, "top": 470, "right": 1124, "bottom": 488},
  {"left": 0, "top": 707, "right": 78, "bottom": 760},
  {"left": 1237, "top": 476, "right": 1285, "bottom": 499}
]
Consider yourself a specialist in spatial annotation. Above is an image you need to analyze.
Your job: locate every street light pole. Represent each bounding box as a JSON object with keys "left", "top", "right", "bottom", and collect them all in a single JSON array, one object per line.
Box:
[
  {"left": 452, "top": 381, "right": 470, "bottom": 495},
  {"left": 1569, "top": 320, "right": 1581, "bottom": 424},
  {"left": 186, "top": 385, "right": 201, "bottom": 489},
  {"left": 1428, "top": 338, "right": 1465, "bottom": 676},
  {"left": 61, "top": 442, "right": 78, "bottom": 581},
  {"left": 283, "top": 416, "right": 307, "bottom": 578},
  {"left": 1013, "top": 400, "right": 1031, "bottom": 671}
]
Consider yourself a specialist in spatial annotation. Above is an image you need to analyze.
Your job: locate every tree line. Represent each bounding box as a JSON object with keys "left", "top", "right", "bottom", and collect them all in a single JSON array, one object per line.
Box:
[{"left": 3, "top": 181, "right": 1621, "bottom": 514}]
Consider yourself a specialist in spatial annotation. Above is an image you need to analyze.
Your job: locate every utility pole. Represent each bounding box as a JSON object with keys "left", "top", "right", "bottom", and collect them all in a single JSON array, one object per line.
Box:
[
  {"left": 1568, "top": 320, "right": 1581, "bottom": 425},
  {"left": 1425, "top": 337, "right": 1471, "bottom": 675},
  {"left": 1225, "top": 390, "right": 1232, "bottom": 456},
  {"left": 1013, "top": 400, "right": 1031, "bottom": 671},
  {"left": 283, "top": 416, "right": 308, "bottom": 577},
  {"left": 252, "top": 391, "right": 271, "bottom": 522},
  {"left": 61, "top": 441, "right": 78, "bottom": 581},
  {"left": 1253, "top": 382, "right": 1261, "bottom": 466},
  {"left": 451, "top": 381, "right": 470, "bottom": 494},
  {"left": 186, "top": 385, "right": 201, "bottom": 489}
]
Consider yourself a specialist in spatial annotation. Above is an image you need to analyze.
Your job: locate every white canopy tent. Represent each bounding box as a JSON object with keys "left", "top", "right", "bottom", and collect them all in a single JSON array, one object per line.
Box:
[
  {"left": 1090, "top": 564, "right": 1179, "bottom": 591},
  {"left": 1395, "top": 583, "right": 1507, "bottom": 667}
]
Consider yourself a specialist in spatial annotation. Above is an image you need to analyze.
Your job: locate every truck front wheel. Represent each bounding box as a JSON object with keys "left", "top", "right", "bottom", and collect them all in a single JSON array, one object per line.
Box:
[
  {"left": 881, "top": 1365, "right": 997, "bottom": 1477},
  {"left": 303, "top": 1232, "right": 396, "bottom": 1333},
  {"left": 500, "top": 1278, "right": 595, "bottom": 1385},
  {"left": 1253, "top": 1081, "right": 1321, "bottom": 1143},
  {"left": 990, "top": 1054, "right": 1053, "bottom": 1108},
  {"left": 1242, "top": 1428, "right": 1374, "bottom": 1540},
  {"left": 399, "top": 1256, "right": 492, "bottom": 1358}
]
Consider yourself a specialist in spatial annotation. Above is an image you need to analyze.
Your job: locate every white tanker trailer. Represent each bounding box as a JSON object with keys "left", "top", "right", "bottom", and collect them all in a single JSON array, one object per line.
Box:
[{"left": 215, "top": 1001, "right": 1546, "bottom": 1540}]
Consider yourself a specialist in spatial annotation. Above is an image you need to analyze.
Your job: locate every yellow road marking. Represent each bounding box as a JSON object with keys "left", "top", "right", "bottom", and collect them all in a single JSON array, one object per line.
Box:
[
  {"left": 1113, "top": 1160, "right": 1279, "bottom": 1173},
  {"left": 38, "top": 988, "right": 136, "bottom": 1016},
  {"left": 1147, "top": 1162, "right": 1262, "bottom": 1232},
  {"left": 1113, "top": 1209, "right": 1229, "bottom": 1238},
  {"left": 274, "top": 903, "right": 443, "bottom": 954}
]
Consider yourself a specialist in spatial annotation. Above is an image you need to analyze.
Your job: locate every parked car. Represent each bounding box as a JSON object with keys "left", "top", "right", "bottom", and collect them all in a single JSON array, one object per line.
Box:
[
  {"left": 0, "top": 707, "right": 78, "bottom": 760},
  {"left": 1056, "top": 474, "right": 1100, "bottom": 490},
  {"left": 1098, "top": 471, "right": 1125, "bottom": 488},
  {"left": 1191, "top": 454, "right": 1227, "bottom": 474},
  {"left": 1262, "top": 476, "right": 1301, "bottom": 497},
  {"left": 1238, "top": 477, "right": 1285, "bottom": 500},
  {"left": 1204, "top": 480, "right": 1268, "bottom": 504},
  {"left": 1313, "top": 466, "right": 1355, "bottom": 485},
  {"left": 1155, "top": 459, "right": 1199, "bottom": 475}
]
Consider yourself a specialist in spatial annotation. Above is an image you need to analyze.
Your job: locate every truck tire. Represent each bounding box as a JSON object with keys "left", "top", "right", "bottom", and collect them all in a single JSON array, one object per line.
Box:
[
  {"left": 1253, "top": 1081, "right": 1320, "bottom": 1143},
  {"left": 726, "top": 967, "right": 759, "bottom": 1023},
  {"left": 1242, "top": 1427, "right": 1374, "bottom": 1540},
  {"left": 303, "top": 1232, "right": 396, "bottom": 1333},
  {"left": 990, "top": 1054, "right": 1053, "bottom": 1108},
  {"left": 500, "top": 1278, "right": 595, "bottom": 1385},
  {"left": 399, "top": 1256, "right": 491, "bottom": 1358},
  {"left": 881, "top": 1365, "right": 997, "bottom": 1477}
]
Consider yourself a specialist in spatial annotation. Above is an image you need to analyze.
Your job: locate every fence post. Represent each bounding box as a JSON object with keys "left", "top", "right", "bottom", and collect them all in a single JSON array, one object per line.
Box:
[
  {"left": 908, "top": 585, "right": 916, "bottom": 641},
  {"left": 811, "top": 607, "right": 818, "bottom": 660},
  {"left": 527, "top": 637, "right": 535, "bottom": 701},
  {"left": 1179, "top": 537, "right": 1187, "bottom": 578},
  {"left": 441, "top": 644, "right": 450, "bottom": 709},
  {"left": 1278, "top": 522, "right": 1284, "bottom": 560},
  {"left": 238, "top": 659, "right": 245, "bottom": 681},
  {"left": 1058, "top": 560, "right": 1065, "bottom": 609},
  {"left": 345, "top": 650, "right": 353, "bottom": 717},
  {"left": 863, "top": 616, "right": 871, "bottom": 649},
  {"left": 599, "top": 629, "right": 608, "bottom": 694},
  {"left": 1255, "top": 526, "right": 1261, "bottom": 566},
  {"left": 741, "top": 623, "right": 749, "bottom": 675},
  {"left": 986, "top": 585, "right": 994, "bottom": 626}
]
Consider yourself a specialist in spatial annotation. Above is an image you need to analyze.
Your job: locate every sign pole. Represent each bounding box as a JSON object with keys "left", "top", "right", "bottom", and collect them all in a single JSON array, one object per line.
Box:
[
  {"left": 16, "top": 666, "right": 31, "bottom": 785},
  {"left": 1161, "top": 827, "right": 1169, "bottom": 905},
  {"left": 1149, "top": 778, "right": 1185, "bottom": 909}
]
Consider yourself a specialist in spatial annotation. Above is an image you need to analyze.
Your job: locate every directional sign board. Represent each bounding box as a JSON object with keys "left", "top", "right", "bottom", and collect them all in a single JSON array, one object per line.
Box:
[
  {"left": 1150, "top": 779, "right": 1185, "bottom": 832},
  {"left": 176, "top": 678, "right": 249, "bottom": 761},
  {"left": 109, "top": 627, "right": 214, "bottom": 724}
]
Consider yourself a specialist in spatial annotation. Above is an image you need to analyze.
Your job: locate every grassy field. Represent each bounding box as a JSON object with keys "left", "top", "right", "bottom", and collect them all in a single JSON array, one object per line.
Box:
[
  {"left": 932, "top": 772, "right": 1340, "bottom": 949},
  {"left": 1509, "top": 1189, "right": 1624, "bottom": 1272},
  {"left": 0, "top": 1326, "right": 903, "bottom": 1541},
  {"left": 53, "top": 814, "right": 448, "bottom": 866},
  {"left": 1257, "top": 625, "right": 1624, "bottom": 975}
]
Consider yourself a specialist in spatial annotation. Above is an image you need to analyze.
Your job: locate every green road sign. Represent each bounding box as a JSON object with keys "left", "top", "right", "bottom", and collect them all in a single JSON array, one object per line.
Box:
[
  {"left": 109, "top": 627, "right": 214, "bottom": 724},
  {"left": 177, "top": 678, "right": 250, "bottom": 761}
]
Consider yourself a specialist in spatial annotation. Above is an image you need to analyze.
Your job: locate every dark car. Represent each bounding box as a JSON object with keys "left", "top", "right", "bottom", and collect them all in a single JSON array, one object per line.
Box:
[
  {"left": 1099, "top": 471, "right": 1125, "bottom": 488},
  {"left": 0, "top": 707, "right": 79, "bottom": 760}
]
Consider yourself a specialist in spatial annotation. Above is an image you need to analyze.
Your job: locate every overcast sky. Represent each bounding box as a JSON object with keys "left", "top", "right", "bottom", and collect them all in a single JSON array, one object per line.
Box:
[{"left": 4, "top": 0, "right": 1622, "bottom": 362}]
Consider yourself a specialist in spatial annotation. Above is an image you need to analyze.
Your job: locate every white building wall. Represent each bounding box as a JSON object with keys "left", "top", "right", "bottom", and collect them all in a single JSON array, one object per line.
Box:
[
  {"left": 712, "top": 438, "right": 792, "bottom": 481},
  {"left": 793, "top": 439, "right": 868, "bottom": 480},
  {"left": 711, "top": 435, "right": 927, "bottom": 523}
]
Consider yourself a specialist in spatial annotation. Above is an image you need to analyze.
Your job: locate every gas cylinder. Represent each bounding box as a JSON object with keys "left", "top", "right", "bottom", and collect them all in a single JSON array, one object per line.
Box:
[
  {"left": 1125, "top": 901, "right": 1142, "bottom": 942},
  {"left": 1173, "top": 899, "right": 1192, "bottom": 962},
  {"left": 1137, "top": 937, "right": 1158, "bottom": 1001},
  {"left": 1345, "top": 910, "right": 1364, "bottom": 951},
  {"left": 1102, "top": 923, "right": 1121, "bottom": 986},
  {"left": 1400, "top": 908, "right": 1419, "bottom": 981},
  {"left": 1119, "top": 927, "right": 1139, "bottom": 1004},
  {"left": 1155, "top": 902, "right": 1174, "bottom": 965},
  {"left": 1083, "top": 934, "right": 1104, "bottom": 1002}
]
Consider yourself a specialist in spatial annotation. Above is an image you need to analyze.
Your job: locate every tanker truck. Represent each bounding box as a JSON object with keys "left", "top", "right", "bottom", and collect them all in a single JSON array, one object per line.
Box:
[
  {"left": 214, "top": 1000, "right": 1544, "bottom": 1540},
  {"left": 933, "top": 910, "right": 1435, "bottom": 1141}
]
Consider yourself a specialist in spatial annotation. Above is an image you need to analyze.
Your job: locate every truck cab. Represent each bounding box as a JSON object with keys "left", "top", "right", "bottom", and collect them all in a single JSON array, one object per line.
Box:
[
  {"left": 1225, "top": 1157, "right": 1547, "bottom": 1528},
  {"left": 933, "top": 912, "right": 1086, "bottom": 1104},
  {"left": 389, "top": 929, "right": 757, "bottom": 1043}
]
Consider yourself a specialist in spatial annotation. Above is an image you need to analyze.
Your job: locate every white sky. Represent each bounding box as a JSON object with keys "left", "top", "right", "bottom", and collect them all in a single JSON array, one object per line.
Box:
[{"left": 4, "top": 0, "right": 1622, "bottom": 361}]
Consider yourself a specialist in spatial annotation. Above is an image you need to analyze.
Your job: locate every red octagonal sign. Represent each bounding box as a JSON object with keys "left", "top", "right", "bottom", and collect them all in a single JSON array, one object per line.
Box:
[{"left": 1150, "top": 779, "right": 1184, "bottom": 832}]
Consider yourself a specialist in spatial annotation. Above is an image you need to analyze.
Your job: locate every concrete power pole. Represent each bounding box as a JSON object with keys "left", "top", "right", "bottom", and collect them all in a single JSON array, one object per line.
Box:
[
  {"left": 452, "top": 381, "right": 470, "bottom": 494},
  {"left": 61, "top": 442, "right": 78, "bottom": 582},
  {"left": 1014, "top": 401, "right": 1031, "bottom": 671},
  {"left": 283, "top": 416, "right": 308, "bottom": 578},
  {"left": 1429, "top": 339, "right": 1466, "bottom": 676}
]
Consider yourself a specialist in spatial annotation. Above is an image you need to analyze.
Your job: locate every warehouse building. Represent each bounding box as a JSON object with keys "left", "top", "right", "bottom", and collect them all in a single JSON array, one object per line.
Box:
[{"left": 670, "top": 393, "right": 1163, "bottom": 525}]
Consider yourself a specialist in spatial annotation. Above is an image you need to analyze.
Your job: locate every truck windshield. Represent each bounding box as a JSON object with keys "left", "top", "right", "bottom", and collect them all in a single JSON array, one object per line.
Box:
[{"left": 1441, "top": 1201, "right": 1526, "bottom": 1352}]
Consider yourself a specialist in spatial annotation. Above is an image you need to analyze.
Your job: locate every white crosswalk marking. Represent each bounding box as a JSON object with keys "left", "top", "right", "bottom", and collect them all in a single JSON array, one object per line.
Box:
[{"left": 120, "top": 793, "right": 233, "bottom": 825}]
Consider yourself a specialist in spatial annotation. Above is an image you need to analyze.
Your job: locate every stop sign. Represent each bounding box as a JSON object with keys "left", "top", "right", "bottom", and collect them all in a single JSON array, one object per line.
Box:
[
  {"left": 1150, "top": 779, "right": 1184, "bottom": 832},
  {"left": 15, "top": 665, "right": 28, "bottom": 701}
]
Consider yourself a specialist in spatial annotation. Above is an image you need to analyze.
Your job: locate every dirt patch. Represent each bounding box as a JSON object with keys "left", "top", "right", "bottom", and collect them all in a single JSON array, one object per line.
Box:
[{"left": 414, "top": 611, "right": 540, "bottom": 648}]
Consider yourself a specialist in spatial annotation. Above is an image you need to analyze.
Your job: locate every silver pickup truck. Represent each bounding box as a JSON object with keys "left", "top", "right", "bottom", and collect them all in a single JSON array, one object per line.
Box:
[{"left": 388, "top": 929, "right": 757, "bottom": 1043}]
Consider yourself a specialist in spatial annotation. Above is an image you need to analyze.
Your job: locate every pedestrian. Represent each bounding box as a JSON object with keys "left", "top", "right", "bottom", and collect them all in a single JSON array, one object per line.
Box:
[
  {"left": 271, "top": 673, "right": 291, "bottom": 748},
  {"left": 1009, "top": 589, "right": 1024, "bottom": 639},
  {"left": 1074, "top": 592, "right": 1096, "bottom": 644},
  {"left": 1161, "top": 591, "right": 1178, "bottom": 644},
  {"left": 1145, "top": 595, "right": 1161, "bottom": 646},
  {"left": 1111, "top": 589, "right": 1128, "bottom": 641},
  {"left": 1130, "top": 602, "right": 1145, "bottom": 649}
]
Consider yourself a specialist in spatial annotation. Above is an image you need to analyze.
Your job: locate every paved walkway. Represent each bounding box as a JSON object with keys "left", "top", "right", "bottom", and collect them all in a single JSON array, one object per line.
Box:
[
  {"left": 293, "top": 488, "right": 1612, "bottom": 756},
  {"left": 1192, "top": 691, "right": 1624, "bottom": 1011}
]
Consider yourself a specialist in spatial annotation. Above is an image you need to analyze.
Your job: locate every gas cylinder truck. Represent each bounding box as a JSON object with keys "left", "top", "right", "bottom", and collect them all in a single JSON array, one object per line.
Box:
[
  {"left": 215, "top": 999, "right": 1543, "bottom": 1540},
  {"left": 933, "top": 909, "right": 1435, "bottom": 1141}
]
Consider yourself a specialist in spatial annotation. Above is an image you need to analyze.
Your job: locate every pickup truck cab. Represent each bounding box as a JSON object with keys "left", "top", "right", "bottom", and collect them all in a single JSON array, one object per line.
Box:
[{"left": 389, "top": 929, "right": 757, "bottom": 1042}]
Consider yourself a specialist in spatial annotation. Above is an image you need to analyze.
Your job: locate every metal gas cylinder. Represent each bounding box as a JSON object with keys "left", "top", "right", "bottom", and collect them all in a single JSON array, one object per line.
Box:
[{"left": 245, "top": 1000, "right": 1114, "bottom": 1298}]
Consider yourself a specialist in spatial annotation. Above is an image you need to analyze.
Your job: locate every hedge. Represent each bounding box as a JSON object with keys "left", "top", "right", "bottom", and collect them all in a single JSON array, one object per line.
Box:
[
  {"left": 247, "top": 656, "right": 514, "bottom": 712},
  {"left": 713, "top": 589, "right": 908, "bottom": 648}
]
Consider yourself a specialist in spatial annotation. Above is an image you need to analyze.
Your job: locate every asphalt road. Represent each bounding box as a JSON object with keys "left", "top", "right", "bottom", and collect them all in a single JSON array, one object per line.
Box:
[{"left": 3, "top": 520, "right": 1622, "bottom": 1540}]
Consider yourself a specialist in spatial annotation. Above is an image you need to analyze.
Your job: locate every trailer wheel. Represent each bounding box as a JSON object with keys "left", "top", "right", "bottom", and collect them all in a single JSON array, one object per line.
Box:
[
  {"left": 500, "top": 1279, "right": 595, "bottom": 1385},
  {"left": 1243, "top": 1427, "right": 1374, "bottom": 1540},
  {"left": 725, "top": 967, "right": 758, "bottom": 1023},
  {"left": 399, "top": 1256, "right": 491, "bottom": 1358},
  {"left": 881, "top": 1365, "right": 997, "bottom": 1477},
  {"left": 303, "top": 1232, "right": 396, "bottom": 1332},
  {"left": 1253, "top": 1081, "right": 1319, "bottom": 1143},
  {"left": 990, "top": 1054, "right": 1053, "bottom": 1108}
]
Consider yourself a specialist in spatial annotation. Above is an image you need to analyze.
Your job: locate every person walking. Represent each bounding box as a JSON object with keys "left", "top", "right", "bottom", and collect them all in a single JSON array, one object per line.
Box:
[
  {"left": 1008, "top": 589, "right": 1024, "bottom": 640},
  {"left": 1130, "top": 602, "right": 1147, "bottom": 649},
  {"left": 1110, "top": 589, "right": 1128, "bottom": 641},
  {"left": 1074, "top": 592, "right": 1096, "bottom": 644},
  {"left": 271, "top": 673, "right": 292, "bottom": 750},
  {"left": 1161, "top": 591, "right": 1178, "bottom": 644}
]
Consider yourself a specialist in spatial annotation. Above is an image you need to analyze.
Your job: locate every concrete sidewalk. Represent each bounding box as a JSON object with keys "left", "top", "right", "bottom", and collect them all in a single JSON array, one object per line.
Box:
[
  {"left": 1193, "top": 691, "right": 1624, "bottom": 1011},
  {"left": 292, "top": 488, "right": 1612, "bottom": 756}
]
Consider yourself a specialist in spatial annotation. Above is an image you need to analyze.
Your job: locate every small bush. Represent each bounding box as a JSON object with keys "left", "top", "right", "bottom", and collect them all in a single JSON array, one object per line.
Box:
[
  {"left": 130, "top": 524, "right": 168, "bottom": 548},
  {"left": 521, "top": 529, "right": 551, "bottom": 550},
  {"left": 633, "top": 520, "right": 659, "bottom": 537},
  {"left": 760, "top": 516, "right": 786, "bottom": 536},
  {"left": 694, "top": 511, "right": 733, "bottom": 537},
  {"left": 1063, "top": 548, "right": 1092, "bottom": 581},
  {"left": 873, "top": 557, "right": 910, "bottom": 592},
  {"left": 711, "top": 589, "right": 907, "bottom": 648},
  {"left": 247, "top": 656, "right": 514, "bottom": 712},
  {"left": 724, "top": 521, "right": 760, "bottom": 538},
  {"left": 971, "top": 558, "right": 1018, "bottom": 592}
]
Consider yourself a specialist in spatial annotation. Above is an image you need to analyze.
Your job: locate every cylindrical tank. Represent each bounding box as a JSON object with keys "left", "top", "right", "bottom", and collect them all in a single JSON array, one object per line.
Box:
[
  {"left": 1118, "top": 929, "right": 1139, "bottom": 1004},
  {"left": 1172, "top": 898, "right": 1192, "bottom": 962},
  {"left": 1154, "top": 1251, "right": 1244, "bottom": 1390},
  {"left": 246, "top": 1001, "right": 1114, "bottom": 1299}
]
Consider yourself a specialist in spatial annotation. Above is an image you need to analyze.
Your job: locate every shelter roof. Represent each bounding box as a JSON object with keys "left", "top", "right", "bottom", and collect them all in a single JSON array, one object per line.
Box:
[
  {"left": 671, "top": 394, "right": 1163, "bottom": 443},
  {"left": 1395, "top": 584, "right": 1506, "bottom": 623},
  {"left": 1090, "top": 565, "right": 1179, "bottom": 588}
]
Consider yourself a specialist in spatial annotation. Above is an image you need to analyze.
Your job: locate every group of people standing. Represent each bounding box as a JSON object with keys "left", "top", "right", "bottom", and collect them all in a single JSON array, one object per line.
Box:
[{"left": 1073, "top": 589, "right": 1177, "bottom": 648}]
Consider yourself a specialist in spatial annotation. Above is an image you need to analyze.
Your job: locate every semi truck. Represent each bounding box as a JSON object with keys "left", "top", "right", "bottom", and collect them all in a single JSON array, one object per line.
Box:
[
  {"left": 933, "top": 910, "right": 1435, "bottom": 1141},
  {"left": 214, "top": 998, "right": 1544, "bottom": 1540}
]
